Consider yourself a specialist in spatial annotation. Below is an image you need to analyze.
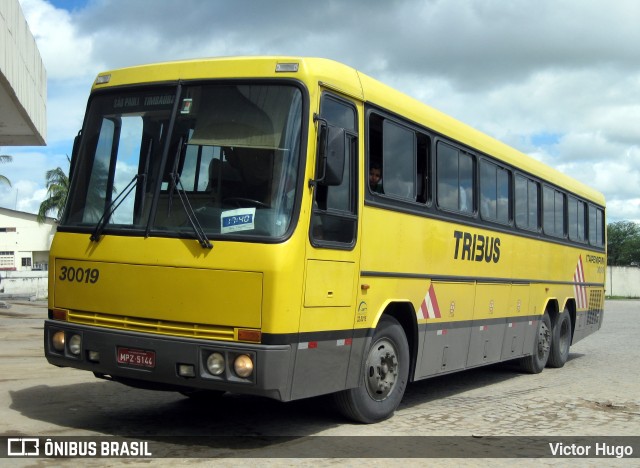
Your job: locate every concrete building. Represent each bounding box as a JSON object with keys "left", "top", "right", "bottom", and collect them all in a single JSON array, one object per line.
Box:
[
  {"left": 0, "top": 207, "right": 54, "bottom": 298},
  {"left": 1, "top": 0, "right": 48, "bottom": 299},
  {"left": 1, "top": 0, "right": 47, "bottom": 146}
]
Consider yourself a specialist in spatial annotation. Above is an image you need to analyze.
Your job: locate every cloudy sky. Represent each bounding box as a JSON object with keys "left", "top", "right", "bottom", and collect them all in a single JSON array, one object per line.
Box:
[{"left": 1, "top": 0, "right": 639, "bottom": 222}]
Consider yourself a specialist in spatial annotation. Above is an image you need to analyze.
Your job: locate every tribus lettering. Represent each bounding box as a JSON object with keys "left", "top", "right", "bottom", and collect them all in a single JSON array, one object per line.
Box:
[{"left": 453, "top": 230, "right": 501, "bottom": 263}]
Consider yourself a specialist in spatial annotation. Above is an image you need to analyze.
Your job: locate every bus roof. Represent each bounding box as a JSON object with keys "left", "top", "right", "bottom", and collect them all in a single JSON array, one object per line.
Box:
[{"left": 92, "top": 56, "right": 605, "bottom": 206}]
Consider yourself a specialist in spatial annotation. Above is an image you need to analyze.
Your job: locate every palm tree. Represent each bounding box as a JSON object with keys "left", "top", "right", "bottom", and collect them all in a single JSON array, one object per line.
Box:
[
  {"left": 0, "top": 154, "right": 12, "bottom": 186},
  {"left": 37, "top": 160, "right": 70, "bottom": 223}
]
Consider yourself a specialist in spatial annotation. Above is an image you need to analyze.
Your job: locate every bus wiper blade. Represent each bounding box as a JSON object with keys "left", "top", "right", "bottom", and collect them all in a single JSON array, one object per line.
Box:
[
  {"left": 169, "top": 170, "right": 213, "bottom": 249},
  {"left": 90, "top": 173, "right": 143, "bottom": 242}
]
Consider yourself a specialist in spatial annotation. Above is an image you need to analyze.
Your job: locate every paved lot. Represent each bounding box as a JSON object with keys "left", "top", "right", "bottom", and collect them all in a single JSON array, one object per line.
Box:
[{"left": 0, "top": 299, "right": 638, "bottom": 466}]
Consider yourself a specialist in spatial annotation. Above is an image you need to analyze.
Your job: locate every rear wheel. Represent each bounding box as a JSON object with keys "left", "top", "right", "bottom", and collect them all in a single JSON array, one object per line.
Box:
[
  {"left": 334, "top": 316, "right": 409, "bottom": 423},
  {"left": 547, "top": 309, "right": 572, "bottom": 368},
  {"left": 520, "top": 312, "right": 551, "bottom": 374}
]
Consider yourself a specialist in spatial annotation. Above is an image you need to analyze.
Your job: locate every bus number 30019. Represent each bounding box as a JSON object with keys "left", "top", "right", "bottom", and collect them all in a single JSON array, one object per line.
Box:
[{"left": 59, "top": 266, "right": 100, "bottom": 284}]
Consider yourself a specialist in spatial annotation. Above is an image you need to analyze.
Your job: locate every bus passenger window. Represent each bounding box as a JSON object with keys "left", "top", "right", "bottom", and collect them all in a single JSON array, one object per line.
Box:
[
  {"left": 437, "top": 142, "right": 474, "bottom": 214},
  {"left": 543, "top": 186, "right": 565, "bottom": 237},
  {"left": 515, "top": 175, "right": 539, "bottom": 231},
  {"left": 589, "top": 205, "right": 604, "bottom": 247},
  {"left": 568, "top": 196, "right": 586, "bottom": 242},
  {"left": 367, "top": 113, "right": 429, "bottom": 204},
  {"left": 480, "top": 160, "right": 510, "bottom": 224},
  {"left": 382, "top": 120, "right": 415, "bottom": 200}
]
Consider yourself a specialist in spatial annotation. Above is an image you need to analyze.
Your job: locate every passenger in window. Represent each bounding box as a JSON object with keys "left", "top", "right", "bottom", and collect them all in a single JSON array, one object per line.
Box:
[{"left": 369, "top": 162, "right": 384, "bottom": 193}]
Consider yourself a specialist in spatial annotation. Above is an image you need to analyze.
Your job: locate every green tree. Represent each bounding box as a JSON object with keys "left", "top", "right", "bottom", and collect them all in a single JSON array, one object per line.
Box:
[
  {"left": 0, "top": 154, "right": 12, "bottom": 186},
  {"left": 37, "top": 159, "right": 70, "bottom": 223},
  {"left": 607, "top": 221, "right": 640, "bottom": 266}
]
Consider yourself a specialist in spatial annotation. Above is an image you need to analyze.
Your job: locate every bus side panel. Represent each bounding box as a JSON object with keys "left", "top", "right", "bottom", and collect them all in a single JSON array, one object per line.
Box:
[
  {"left": 467, "top": 321, "right": 506, "bottom": 368},
  {"left": 500, "top": 284, "right": 531, "bottom": 360},
  {"left": 417, "top": 281, "right": 475, "bottom": 378},
  {"left": 289, "top": 333, "right": 367, "bottom": 400},
  {"left": 421, "top": 324, "right": 472, "bottom": 376},
  {"left": 467, "top": 283, "right": 511, "bottom": 367},
  {"left": 288, "top": 258, "right": 360, "bottom": 400}
]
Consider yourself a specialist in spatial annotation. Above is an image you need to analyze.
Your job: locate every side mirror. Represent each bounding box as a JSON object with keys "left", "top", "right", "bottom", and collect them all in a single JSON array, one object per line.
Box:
[{"left": 315, "top": 123, "right": 345, "bottom": 186}]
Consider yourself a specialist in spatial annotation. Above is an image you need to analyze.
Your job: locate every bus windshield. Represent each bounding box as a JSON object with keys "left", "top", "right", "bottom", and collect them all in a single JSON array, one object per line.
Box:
[{"left": 63, "top": 83, "right": 304, "bottom": 240}]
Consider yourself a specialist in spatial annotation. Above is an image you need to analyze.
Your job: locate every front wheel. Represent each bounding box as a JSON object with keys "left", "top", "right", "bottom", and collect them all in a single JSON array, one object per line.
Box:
[
  {"left": 333, "top": 316, "right": 409, "bottom": 423},
  {"left": 547, "top": 309, "right": 572, "bottom": 368},
  {"left": 520, "top": 312, "right": 552, "bottom": 374}
]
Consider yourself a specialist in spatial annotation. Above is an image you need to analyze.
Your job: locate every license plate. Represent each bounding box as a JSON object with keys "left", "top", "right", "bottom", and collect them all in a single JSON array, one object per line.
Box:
[{"left": 116, "top": 347, "right": 156, "bottom": 368}]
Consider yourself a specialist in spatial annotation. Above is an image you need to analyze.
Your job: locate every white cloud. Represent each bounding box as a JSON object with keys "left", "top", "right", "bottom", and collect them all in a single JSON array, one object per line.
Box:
[
  {"left": 20, "top": 0, "right": 99, "bottom": 80},
  {"left": 46, "top": 79, "right": 91, "bottom": 145},
  {"left": 4, "top": 0, "right": 640, "bottom": 224},
  {"left": 15, "top": 182, "right": 47, "bottom": 214}
]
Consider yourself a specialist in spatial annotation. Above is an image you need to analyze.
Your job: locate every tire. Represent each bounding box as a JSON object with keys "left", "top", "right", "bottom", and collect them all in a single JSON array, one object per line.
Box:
[
  {"left": 547, "top": 309, "right": 572, "bottom": 368},
  {"left": 520, "top": 312, "right": 552, "bottom": 374},
  {"left": 334, "top": 316, "right": 410, "bottom": 423}
]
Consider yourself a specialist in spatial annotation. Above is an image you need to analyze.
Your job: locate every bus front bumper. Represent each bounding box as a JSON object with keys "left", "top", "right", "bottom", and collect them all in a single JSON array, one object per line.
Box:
[{"left": 44, "top": 320, "right": 293, "bottom": 401}]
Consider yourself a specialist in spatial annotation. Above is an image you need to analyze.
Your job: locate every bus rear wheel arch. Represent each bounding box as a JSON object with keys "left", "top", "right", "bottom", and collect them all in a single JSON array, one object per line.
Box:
[{"left": 333, "top": 315, "right": 410, "bottom": 423}]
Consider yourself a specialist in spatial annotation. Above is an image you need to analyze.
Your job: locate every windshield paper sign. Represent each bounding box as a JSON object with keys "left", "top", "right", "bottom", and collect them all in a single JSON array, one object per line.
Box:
[{"left": 221, "top": 208, "right": 256, "bottom": 233}]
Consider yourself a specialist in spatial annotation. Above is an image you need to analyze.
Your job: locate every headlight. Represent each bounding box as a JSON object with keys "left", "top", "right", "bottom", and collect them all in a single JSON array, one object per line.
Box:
[
  {"left": 68, "top": 334, "right": 82, "bottom": 356},
  {"left": 206, "top": 352, "right": 225, "bottom": 375},
  {"left": 233, "top": 354, "right": 253, "bottom": 378},
  {"left": 52, "top": 331, "right": 65, "bottom": 352}
]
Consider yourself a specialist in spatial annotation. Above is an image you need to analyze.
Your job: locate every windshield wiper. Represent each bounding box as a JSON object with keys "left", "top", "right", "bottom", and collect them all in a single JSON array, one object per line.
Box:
[
  {"left": 90, "top": 173, "right": 143, "bottom": 242},
  {"left": 168, "top": 170, "right": 213, "bottom": 249},
  {"left": 167, "top": 139, "right": 212, "bottom": 249}
]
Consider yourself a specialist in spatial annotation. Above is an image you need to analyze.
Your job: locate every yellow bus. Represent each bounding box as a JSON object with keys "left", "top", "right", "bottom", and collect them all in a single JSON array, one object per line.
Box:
[{"left": 45, "top": 57, "right": 606, "bottom": 423}]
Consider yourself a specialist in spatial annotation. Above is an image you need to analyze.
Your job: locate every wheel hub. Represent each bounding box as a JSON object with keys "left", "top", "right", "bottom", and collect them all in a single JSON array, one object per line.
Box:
[
  {"left": 537, "top": 321, "right": 551, "bottom": 358},
  {"left": 365, "top": 339, "right": 399, "bottom": 401}
]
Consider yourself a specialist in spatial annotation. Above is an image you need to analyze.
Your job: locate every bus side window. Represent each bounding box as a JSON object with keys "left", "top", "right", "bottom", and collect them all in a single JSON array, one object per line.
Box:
[
  {"left": 367, "top": 112, "right": 430, "bottom": 204},
  {"left": 515, "top": 175, "right": 539, "bottom": 231},
  {"left": 311, "top": 95, "right": 358, "bottom": 247},
  {"left": 436, "top": 141, "right": 474, "bottom": 214},
  {"left": 568, "top": 196, "right": 586, "bottom": 242},
  {"left": 543, "top": 185, "right": 565, "bottom": 238},
  {"left": 480, "top": 159, "right": 510, "bottom": 224},
  {"left": 382, "top": 120, "right": 415, "bottom": 200},
  {"left": 589, "top": 205, "right": 604, "bottom": 247}
]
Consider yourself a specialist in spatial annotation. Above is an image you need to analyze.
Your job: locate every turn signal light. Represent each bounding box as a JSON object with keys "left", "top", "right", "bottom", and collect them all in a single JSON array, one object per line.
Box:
[
  {"left": 238, "top": 329, "right": 261, "bottom": 343},
  {"left": 51, "top": 309, "right": 69, "bottom": 321}
]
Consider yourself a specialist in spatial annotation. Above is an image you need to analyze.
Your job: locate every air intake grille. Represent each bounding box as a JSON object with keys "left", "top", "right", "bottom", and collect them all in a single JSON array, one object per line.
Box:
[
  {"left": 587, "top": 289, "right": 604, "bottom": 325},
  {"left": 67, "top": 310, "right": 236, "bottom": 341}
]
